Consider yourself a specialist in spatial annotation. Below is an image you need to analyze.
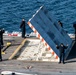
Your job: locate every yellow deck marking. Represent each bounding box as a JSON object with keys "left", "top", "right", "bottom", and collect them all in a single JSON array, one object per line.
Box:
[{"left": 8, "top": 39, "right": 26, "bottom": 60}]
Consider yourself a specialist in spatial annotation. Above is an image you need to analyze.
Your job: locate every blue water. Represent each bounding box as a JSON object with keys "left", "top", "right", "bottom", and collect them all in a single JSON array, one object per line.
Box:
[{"left": 0, "top": 0, "right": 76, "bottom": 33}]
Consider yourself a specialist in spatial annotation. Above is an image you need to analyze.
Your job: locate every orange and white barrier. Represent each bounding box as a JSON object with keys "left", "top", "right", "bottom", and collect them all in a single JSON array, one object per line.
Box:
[{"left": 28, "top": 21, "right": 59, "bottom": 60}]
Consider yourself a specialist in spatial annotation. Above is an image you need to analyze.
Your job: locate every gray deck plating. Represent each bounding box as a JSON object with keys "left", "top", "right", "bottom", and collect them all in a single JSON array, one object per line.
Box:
[{"left": 0, "top": 36, "right": 76, "bottom": 75}]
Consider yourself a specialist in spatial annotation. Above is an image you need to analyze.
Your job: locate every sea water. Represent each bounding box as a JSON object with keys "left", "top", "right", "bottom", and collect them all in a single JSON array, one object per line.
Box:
[{"left": 0, "top": 0, "right": 76, "bottom": 33}]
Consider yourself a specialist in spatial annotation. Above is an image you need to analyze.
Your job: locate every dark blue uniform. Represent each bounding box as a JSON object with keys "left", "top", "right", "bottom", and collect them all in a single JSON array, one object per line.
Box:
[
  {"left": 73, "top": 21, "right": 76, "bottom": 41},
  {"left": 0, "top": 28, "right": 5, "bottom": 46},
  {"left": 0, "top": 43, "right": 2, "bottom": 61},
  {"left": 0, "top": 29, "right": 5, "bottom": 61},
  {"left": 20, "top": 19, "right": 25, "bottom": 38},
  {"left": 56, "top": 43, "right": 68, "bottom": 64},
  {"left": 58, "top": 20, "right": 63, "bottom": 27},
  {"left": 0, "top": 30, "right": 4, "bottom": 45}
]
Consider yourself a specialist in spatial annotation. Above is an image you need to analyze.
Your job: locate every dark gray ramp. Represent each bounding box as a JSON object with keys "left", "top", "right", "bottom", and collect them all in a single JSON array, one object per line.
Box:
[
  {"left": 28, "top": 6, "right": 72, "bottom": 61},
  {"left": 42, "top": 7, "right": 72, "bottom": 44}
]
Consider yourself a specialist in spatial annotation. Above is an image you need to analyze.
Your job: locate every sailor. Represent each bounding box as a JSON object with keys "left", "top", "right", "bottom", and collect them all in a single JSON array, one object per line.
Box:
[
  {"left": 73, "top": 21, "right": 76, "bottom": 41},
  {"left": 0, "top": 43, "right": 2, "bottom": 61},
  {"left": 0, "top": 28, "right": 5, "bottom": 46},
  {"left": 20, "top": 19, "right": 26, "bottom": 38},
  {"left": 58, "top": 20, "right": 63, "bottom": 27},
  {"left": 56, "top": 43, "right": 68, "bottom": 64}
]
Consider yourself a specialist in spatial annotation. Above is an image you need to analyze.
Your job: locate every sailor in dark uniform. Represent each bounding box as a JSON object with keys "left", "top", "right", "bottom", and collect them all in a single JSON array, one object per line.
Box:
[
  {"left": 58, "top": 20, "right": 63, "bottom": 27},
  {"left": 0, "top": 43, "right": 2, "bottom": 61},
  {"left": 56, "top": 43, "right": 68, "bottom": 64},
  {"left": 73, "top": 21, "right": 76, "bottom": 41},
  {"left": 0, "top": 29, "right": 5, "bottom": 46},
  {"left": 20, "top": 19, "right": 26, "bottom": 38},
  {"left": 0, "top": 29, "right": 5, "bottom": 61}
]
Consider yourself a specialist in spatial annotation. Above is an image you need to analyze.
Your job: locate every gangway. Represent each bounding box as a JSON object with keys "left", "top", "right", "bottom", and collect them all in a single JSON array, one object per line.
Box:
[{"left": 27, "top": 6, "right": 73, "bottom": 61}]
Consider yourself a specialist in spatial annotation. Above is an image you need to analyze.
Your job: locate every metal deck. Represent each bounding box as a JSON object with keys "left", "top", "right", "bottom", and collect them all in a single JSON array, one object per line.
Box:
[{"left": 0, "top": 35, "right": 76, "bottom": 75}]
